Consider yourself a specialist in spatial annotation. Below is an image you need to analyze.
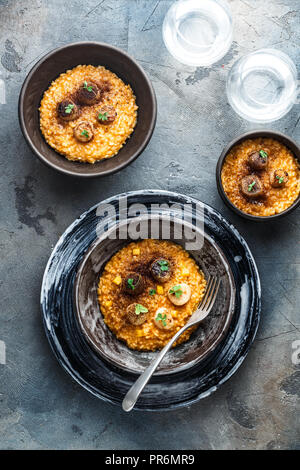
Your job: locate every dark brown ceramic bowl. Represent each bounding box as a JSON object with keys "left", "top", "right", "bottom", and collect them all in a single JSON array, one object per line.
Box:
[
  {"left": 216, "top": 130, "right": 300, "bottom": 221},
  {"left": 74, "top": 214, "right": 236, "bottom": 376},
  {"left": 18, "top": 42, "right": 157, "bottom": 177}
]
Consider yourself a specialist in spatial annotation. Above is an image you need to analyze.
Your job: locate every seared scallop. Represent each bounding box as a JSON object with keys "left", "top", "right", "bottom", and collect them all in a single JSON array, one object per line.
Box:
[
  {"left": 150, "top": 258, "right": 171, "bottom": 283},
  {"left": 57, "top": 99, "right": 80, "bottom": 121},
  {"left": 168, "top": 283, "right": 191, "bottom": 306},
  {"left": 248, "top": 150, "right": 268, "bottom": 171},
  {"left": 154, "top": 307, "right": 174, "bottom": 331},
  {"left": 77, "top": 80, "right": 101, "bottom": 105},
  {"left": 270, "top": 169, "right": 289, "bottom": 188},
  {"left": 73, "top": 121, "right": 94, "bottom": 142},
  {"left": 97, "top": 105, "right": 117, "bottom": 125},
  {"left": 123, "top": 272, "right": 144, "bottom": 296},
  {"left": 126, "top": 303, "right": 148, "bottom": 326},
  {"left": 240, "top": 175, "right": 264, "bottom": 199}
]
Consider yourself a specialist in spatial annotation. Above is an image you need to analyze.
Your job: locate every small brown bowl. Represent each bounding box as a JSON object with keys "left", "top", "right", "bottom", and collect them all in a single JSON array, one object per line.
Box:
[
  {"left": 18, "top": 42, "right": 157, "bottom": 177},
  {"left": 216, "top": 130, "right": 300, "bottom": 221}
]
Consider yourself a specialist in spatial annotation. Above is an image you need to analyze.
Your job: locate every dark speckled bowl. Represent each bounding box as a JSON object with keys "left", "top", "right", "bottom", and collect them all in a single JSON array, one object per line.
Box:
[
  {"left": 41, "top": 191, "right": 261, "bottom": 410},
  {"left": 18, "top": 42, "right": 157, "bottom": 177},
  {"left": 74, "top": 214, "right": 236, "bottom": 375},
  {"left": 216, "top": 130, "right": 300, "bottom": 221}
]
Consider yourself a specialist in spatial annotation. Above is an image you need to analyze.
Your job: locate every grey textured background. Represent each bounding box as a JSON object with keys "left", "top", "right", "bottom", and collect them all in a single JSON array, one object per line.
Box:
[{"left": 0, "top": 0, "right": 299, "bottom": 450}]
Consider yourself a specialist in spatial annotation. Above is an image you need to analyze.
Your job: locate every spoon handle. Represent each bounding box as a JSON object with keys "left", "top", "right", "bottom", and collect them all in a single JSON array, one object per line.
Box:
[{"left": 122, "top": 325, "right": 188, "bottom": 412}]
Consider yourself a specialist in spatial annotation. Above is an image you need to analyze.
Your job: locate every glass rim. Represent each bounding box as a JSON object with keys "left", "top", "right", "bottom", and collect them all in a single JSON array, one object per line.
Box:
[{"left": 168, "top": 0, "right": 232, "bottom": 49}]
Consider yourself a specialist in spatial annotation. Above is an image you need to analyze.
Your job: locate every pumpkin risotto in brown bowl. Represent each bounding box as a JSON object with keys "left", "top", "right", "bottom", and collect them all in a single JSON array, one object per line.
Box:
[
  {"left": 19, "top": 42, "right": 156, "bottom": 177},
  {"left": 74, "top": 214, "right": 235, "bottom": 375},
  {"left": 216, "top": 130, "right": 300, "bottom": 221}
]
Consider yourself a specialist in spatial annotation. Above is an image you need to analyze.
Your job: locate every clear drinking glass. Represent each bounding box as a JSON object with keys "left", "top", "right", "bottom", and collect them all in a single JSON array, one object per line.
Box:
[
  {"left": 226, "top": 49, "right": 298, "bottom": 123},
  {"left": 162, "top": 0, "right": 233, "bottom": 67}
]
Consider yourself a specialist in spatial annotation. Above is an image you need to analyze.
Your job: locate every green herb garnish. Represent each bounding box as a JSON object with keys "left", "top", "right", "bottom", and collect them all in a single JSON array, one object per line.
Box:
[
  {"left": 98, "top": 112, "right": 108, "bottom": 121},
  {"left": 65, "top": 103, "right": 74, "bottom": 114},
  {"left": 169, "top": 285, "right": 183, "bottom": 299},
  {"left": 158, "top": 260, "right": 169, "bottom": 272},
  {"left": 149, "top": 288, "right": 156, "bottom": 296},
  {"left": 276, "top": 175, "right": 284, "bottom": 184},
  {"left": 259, "top": 150, "right": 268, "bottom": 159},
  {"left": 248, "top": 181, "right": 256, "bottom": 192},
  {"left": 127, "top": 278, "right": 135, "bottom": 290},
  {"left": 83, "top": 81, "right": 93, "bottom": 92},
  {"left": 135, "top": 304, "right": 148, "bottom": 315},
  {"left": 81, "top": 129, "right": 89, "bottom": 138},
  {"left": 156, "top": 312, "right": 167, "bottom": 326}
]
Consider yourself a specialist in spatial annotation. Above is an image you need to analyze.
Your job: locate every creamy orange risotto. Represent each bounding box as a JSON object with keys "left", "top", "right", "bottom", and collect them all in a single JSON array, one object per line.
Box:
[
  {"left": 97, "top": 239, "right": 206, "bottom": 351},
  {"left": 39, "top": 65, "right": 137, "bottom": 163},
  {"left": 221, "top": 138, "right": 300, "bottom": 216}
]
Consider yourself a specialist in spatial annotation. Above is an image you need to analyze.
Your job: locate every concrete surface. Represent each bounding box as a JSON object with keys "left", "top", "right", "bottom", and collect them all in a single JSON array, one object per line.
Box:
[{"left": 0, "top": 0, "right": 299, "bottom": 450}]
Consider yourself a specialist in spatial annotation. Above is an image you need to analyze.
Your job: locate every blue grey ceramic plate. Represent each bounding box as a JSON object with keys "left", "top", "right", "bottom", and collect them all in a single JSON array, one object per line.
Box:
[{"left": 41, "top": 190, "right": 261, "bottom": 411}]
